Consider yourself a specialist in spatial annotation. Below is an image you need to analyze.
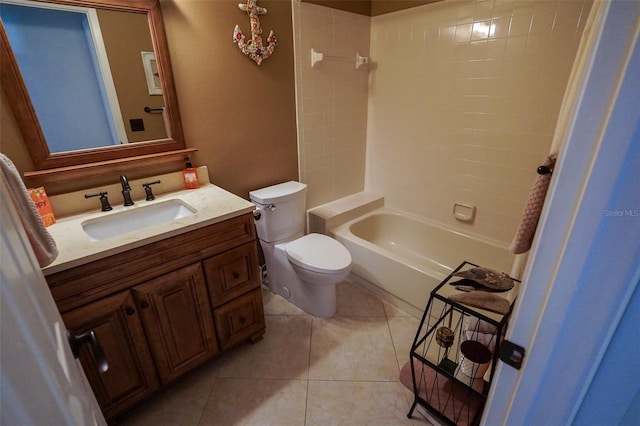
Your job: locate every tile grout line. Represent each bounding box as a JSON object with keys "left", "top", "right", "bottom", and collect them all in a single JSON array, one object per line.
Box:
[
  {"left": 304, "top": 315, "right": 314, "bottom": 426},
  {"left": 382, "top": 298, "right": 405, "bottom": 374},
  {"left": 195, "top": 375, "right": 217, "bottom": 426},
  {"left": 383, "top": 298, "right": 419, "bottom": 416}
]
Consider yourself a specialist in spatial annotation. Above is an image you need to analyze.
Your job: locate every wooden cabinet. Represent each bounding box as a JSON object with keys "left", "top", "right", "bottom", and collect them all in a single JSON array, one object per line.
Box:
[
  {"left": 214, "top": 288, "right": 265, "bottom": 350},
  {"left": 204, "top": 242, "right": 265, "bottom": 350},
  {"left": 48, "top": 213, "right": 265, "bottom": 421},
  {"left": 62, "top": 291, "right": 159, "bottom": 420},
  {"left": 132, "top": 263, "right": 219, "bottom": 384},
  {"left": 204, "top": 242, "right": 259, "bottom": 308}
]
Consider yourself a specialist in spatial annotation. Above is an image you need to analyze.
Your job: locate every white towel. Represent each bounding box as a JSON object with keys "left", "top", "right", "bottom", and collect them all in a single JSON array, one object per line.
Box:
[
  {"left": 509, "top": 153, "right": 557, "bottom": 254},
  {"left": 0, "top": 153, "right": 58, "bottom": 267}
]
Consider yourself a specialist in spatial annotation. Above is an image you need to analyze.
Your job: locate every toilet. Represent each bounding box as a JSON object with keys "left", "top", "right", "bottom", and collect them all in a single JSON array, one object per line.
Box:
[{"left": 249, "top": 181, "right": 351, "bottom": 317}]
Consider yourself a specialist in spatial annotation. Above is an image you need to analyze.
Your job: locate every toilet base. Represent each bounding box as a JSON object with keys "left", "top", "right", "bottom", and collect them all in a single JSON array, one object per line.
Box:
[{"left": 261, "top": 240, "right": 338, "bottom": 317}]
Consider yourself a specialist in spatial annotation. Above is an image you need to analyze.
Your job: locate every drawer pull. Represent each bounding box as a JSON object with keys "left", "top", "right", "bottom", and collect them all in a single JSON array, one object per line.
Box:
[
  {"left": 232, "top": 272, "right": 240, "bottom": 279},
  {"left": 125, "top": 307, "right": 135, "bottom": 316},
  {"left": 239, "top": 317, "right": 247, "bottom": 325},
  {"left": 140, "top": 301, "right": 150, "bottom": 309}
]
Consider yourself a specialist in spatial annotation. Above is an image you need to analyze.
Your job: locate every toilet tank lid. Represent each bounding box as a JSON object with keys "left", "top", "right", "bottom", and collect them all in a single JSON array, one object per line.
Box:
[{"left": 249, "top": 181, "right": 307, "bottom": 204}]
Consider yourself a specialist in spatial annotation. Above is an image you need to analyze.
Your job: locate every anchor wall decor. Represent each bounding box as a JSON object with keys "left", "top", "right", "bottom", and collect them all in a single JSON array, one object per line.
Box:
[{"left": 233, "top": 0, "right": 277, "bottom": 65}]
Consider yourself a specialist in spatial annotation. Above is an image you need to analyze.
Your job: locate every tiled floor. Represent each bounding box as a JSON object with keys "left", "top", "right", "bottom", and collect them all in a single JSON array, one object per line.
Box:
[{"left": 117, "top": 281, "right": 433, "bottom": 426}]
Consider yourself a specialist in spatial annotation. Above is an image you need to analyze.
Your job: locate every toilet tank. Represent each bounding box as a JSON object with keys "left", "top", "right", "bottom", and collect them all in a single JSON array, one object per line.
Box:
[{"left": 249, "top": 181, "right": 307, "bottom": 243}]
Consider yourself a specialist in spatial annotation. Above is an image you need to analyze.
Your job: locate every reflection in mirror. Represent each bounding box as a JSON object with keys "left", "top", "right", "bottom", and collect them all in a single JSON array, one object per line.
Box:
[
  {"left": 1, "top": 0, "right": 167, "bottom": 152},
  {"left": 0, "top": 0, "right": 187, "bottom": 180}
]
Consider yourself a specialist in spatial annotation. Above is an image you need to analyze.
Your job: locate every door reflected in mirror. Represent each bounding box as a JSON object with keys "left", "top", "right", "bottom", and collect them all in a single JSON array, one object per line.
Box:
[{"left": 1, "top": 0, "right": 167, "bottom": 153}]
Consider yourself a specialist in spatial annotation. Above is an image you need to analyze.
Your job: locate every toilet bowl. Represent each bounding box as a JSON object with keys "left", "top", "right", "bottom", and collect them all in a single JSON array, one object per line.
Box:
[
  {"left": 286, "top": 233, "right": 351, "bottom": 285},
  {"left": 249, "top": 181, "right": 352, "bottom": 317}
]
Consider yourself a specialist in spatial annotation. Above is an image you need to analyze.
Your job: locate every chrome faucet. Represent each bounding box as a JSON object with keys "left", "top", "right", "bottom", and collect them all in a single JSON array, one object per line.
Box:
[{"left": 120, "top": 175, "right": 134, "bottom": 206}]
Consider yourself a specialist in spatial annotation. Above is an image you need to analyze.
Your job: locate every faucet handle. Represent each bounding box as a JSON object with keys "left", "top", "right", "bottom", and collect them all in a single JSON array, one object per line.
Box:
[
  {"left": 85, "top": 192, "right": 113, "bottom": 212},
  {"left": 142, "top": 180, "right": 161, "bottom": 201}
]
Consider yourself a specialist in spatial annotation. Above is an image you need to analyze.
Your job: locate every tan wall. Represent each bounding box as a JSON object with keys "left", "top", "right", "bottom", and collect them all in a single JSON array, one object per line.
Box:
[
  {"left": 160, "top": 0, "right": 298, "bottom": 198},
  {"left": 302, "top": 0, "right": 371, "bottom": 16},
  {"left": 302, "top": 1, "right": 440, "bottom": 17},
  {"left": 371, "top": 0, "right": 440, "bottom": 16},
  {"left": 98, "top": 9, "right": 166, "bottom": 142},
  {"left": 1, "top": 0, "right": 298, "bottom": 200},
  {"left": 0, "top": 88, "right": 35, "bottom": 171}
]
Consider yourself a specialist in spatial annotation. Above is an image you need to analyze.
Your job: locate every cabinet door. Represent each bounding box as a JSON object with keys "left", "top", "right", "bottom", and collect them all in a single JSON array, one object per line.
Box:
[
  {"left": 62, "top": 291, "right": 159, "bottom": 420},
  {"left": 132, "top": 263, "right": 219, "bottom": 384},
  {"left": 203, "top": 242, "right": 260, "bottom": 308},
  {"left": 213, "top": 288, "right": 265, "bottom": 351}
]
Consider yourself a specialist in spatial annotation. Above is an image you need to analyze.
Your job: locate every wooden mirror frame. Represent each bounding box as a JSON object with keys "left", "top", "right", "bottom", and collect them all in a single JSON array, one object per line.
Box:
[{"left": 0, "top": 0, "right": 194, "bottom": 183}]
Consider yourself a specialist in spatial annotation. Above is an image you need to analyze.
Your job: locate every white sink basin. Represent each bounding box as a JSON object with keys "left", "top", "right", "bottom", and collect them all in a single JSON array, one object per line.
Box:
[{"left": 81, "top": 199, "right": 196, "bottom": 241}]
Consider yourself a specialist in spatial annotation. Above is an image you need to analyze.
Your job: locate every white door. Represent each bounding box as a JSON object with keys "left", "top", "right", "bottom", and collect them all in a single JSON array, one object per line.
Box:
[
  {"left": 0, "top": 179, "right": 106, "bottom": 425},
  {"left": 483, "top": 1, "right": 640, "bottom": 424}
]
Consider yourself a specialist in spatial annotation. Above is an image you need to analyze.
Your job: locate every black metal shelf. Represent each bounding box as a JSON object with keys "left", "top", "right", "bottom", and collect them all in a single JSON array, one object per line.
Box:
[{"left": 400, "top": 261, "right": 520, "bottom": 426}]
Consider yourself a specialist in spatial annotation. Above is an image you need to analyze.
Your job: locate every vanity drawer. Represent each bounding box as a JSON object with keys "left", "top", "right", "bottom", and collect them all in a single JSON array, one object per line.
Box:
[
  {"left": 203, "top": 242, "right": 260, "bottom": 308},
  {"left": 213, "top": 288, "right": 265, "bottom": 351}
]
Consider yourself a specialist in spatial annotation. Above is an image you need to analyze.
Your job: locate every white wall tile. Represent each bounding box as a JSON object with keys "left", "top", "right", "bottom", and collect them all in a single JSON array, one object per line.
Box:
[
  {"left": 294, "top": 0, "right": 590, "bottom": 244},
  {"left": 365, "top": 0, "right": 591, "bottom": 244},
  {"left": 294, "top": 1, "right": 370, "bottom": 208}
]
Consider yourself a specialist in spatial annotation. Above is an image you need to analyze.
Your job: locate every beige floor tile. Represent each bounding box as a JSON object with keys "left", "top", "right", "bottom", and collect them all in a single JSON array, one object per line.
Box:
[
  {"left": 305, "top": 380, "right": 422, "bottom": 426},
  {"left": 116, "top": 275, "right": 443, "bottom": 425},
  {"left": 403, "top": 386, "right": 417, "bottom": 412},
  {"left": 199, "top": 378, "right": 307, "bottom": 426},
  {"left": 336, "top": 281, "right": 386, "bottom": 317},
  {"left": 218, "top": 315, "right": 312, "bottom": 380},
  {"left": 387, "top": 316, "right": 421, "bottom": 370},
  {"left": 401, "top": 386, "right": 436, "bottom": 425},
  {"left": 383, "top": 299, "right": 418, "bottom": 318},
  {"left": 309, "top": 316, "right": 398, "bottom": 381},
  {"left": 262, "top": 287, "right": 308, "bottom": 316},
  {"left": 117, "top": 358, "right": 222, "bottom": 426}
]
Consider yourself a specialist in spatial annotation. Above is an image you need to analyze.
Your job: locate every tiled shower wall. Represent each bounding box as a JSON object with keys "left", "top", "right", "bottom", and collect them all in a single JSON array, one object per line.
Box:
[
  {"left": 292, "top": 1, "right": 370, "bottom": 207},
  {"left": 294, "top": 0, "right": 591, "bottom": 244},
  {"left": 366, "top": 0, "right": 591, "bottom": 243}
]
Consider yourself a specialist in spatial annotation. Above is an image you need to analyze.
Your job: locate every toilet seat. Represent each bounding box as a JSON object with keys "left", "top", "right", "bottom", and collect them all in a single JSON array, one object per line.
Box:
[{"left": 286, "top": 233, "right": 351, "bottom": 274}]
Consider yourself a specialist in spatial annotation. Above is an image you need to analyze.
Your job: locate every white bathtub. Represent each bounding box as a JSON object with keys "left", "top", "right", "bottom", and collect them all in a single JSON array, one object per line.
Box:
[{"left": 330, "top": 208, "right": 515, "bottom": 315}]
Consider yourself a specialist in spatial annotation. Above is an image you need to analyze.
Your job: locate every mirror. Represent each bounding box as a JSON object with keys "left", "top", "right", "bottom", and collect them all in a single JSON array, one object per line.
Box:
[
  {"left": 2, "top": 1, "right": 169, "bottom": 151},
  {"left": 0, "top": 0, "right": 187, "bottom": 177}
]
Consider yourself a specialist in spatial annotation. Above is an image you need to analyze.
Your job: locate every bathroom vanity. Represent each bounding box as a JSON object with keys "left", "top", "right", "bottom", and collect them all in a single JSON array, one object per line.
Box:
[{"left": 43, "top": 181, "right": 265, "bottom": 420}]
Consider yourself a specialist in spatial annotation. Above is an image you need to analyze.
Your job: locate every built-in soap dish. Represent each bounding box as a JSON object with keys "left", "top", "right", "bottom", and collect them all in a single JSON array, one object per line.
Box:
[{"left": 453, "top": 203, "right": 476, "bottom": 222}]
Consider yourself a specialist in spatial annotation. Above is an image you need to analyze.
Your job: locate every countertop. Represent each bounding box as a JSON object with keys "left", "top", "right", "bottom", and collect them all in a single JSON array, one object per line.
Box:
[{"left": 43, "top": 183, "right": 255, "bottom": 276}]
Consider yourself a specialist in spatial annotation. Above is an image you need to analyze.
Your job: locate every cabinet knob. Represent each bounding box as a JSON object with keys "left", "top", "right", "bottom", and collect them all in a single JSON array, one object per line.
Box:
[
  {"left": 140, "top": 301, "right": 150, "bottom": 309},
  {"left": 232, "top": 272, "right": 240, "bottom": 280},
  {"left": 239, "top": 317, "right": 247, "bottom": 325},
  {"left": 125, "top": 307, "right": 135, "bottom": 316}
]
